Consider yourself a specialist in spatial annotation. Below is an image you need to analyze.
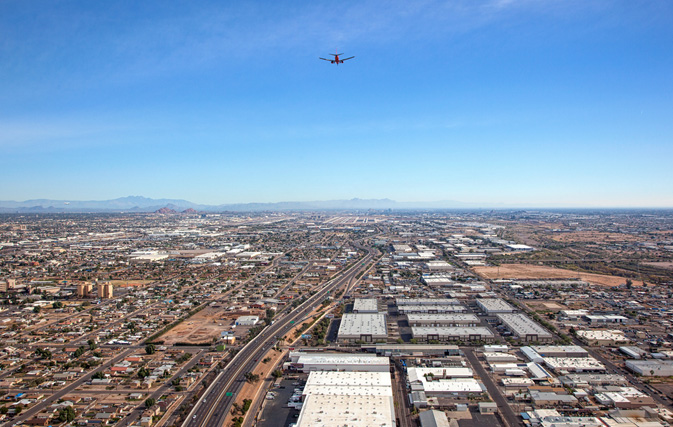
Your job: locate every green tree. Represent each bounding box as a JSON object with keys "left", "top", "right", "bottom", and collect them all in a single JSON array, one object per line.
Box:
[
  {"left": 145, "top": 398, "right": 155, "bottom": 408},
  {"left": 33, "top": 306, "right": 41, "bottom": 314},
  {"left": 145, "top": 344, "right": 156, "bottom": 355},
  {"left": 244, "top": 372, "right": 259, "bottom": 383},
  {"left": 57, "top": 406, "right": 76, "bottom": 422},
  {"left": 137, "top": 367, "right": 151, "bottom": 379}
]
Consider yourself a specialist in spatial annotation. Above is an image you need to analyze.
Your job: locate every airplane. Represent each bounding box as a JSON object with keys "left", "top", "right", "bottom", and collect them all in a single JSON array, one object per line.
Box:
[{"left": 319, "top": 50, "right": 354, "bottom": 65}]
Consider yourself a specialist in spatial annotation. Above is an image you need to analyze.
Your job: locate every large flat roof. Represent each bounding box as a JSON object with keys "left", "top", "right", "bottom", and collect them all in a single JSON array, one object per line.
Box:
[
  {"left": 477, "top": 298, "right": 515, "bottom": 313},
  {"left": 296, "top": 355, "right": 390, "bottom": 367},
  {"left": 398, "top": 304, "right": 466, "bottom": 313},
  {"left": 353, "top": 298, "right": 378, "bottom": 312},
  {"left": 296, "top": 394, "right": 394, "bottom": 427},
  {"left": 406, "top": 313, "right": 479, "bottom": 323},
  {"left": 396, "top": 298, "right": 460, "bottom": 305},
  {"left": 411, "top": 326, "right": 494, "bottom": 338},
  {"left": 338, "top": 313, "right": 387, "bottom": 337},
  {"left": 297, "top": 371, "right": 395, "bottom": 427},
  {"left": 496, "top": 313, "right": 552, "bottom": 338}
]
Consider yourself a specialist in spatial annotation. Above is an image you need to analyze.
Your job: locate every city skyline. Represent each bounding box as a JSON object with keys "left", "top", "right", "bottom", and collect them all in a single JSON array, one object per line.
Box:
[{"left": 1, "top": 0, "right": 672, "bottom": 207}]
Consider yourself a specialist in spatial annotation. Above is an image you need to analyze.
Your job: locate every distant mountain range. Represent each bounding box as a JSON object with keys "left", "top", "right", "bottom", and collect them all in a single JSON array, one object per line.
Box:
[{"left": 0, "top": 196, "right": 476, "bottom": 213}]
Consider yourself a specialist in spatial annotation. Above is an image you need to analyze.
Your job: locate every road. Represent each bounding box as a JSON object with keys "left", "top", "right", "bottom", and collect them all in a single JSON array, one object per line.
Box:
[
  {"left": 183, "top": 245, "right": 375, "bottom": 427},
  {"left": 463, "top": 349, "right": 522, "bottom": 427},
  {"left": 571, "top": 337, "right": 672, "bottom": 409},
  {"left": 11, "top": 348, "right": 136, "bottom": 425}
]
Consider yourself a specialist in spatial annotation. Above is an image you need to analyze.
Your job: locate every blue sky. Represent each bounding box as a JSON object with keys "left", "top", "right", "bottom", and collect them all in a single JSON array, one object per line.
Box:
[{"left": 1, "top": 0, "right": 672, "bottom": 207}]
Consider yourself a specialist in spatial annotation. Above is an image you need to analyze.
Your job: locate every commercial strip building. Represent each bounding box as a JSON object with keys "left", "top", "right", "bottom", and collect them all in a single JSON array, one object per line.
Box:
[
  {"left": 406, "top": 313, "right": 480, "bottom": 327},
  {"left": 296, "top": 371, "right": 395, "bottom": 427},
  {"left": 476, "top": 298, "right": 515, "bottom": 314},
  {"left": 496, "top": 313, "right": 553, "bottom": 342},
  {"left": 411, "top": 326, "right": 494, "bottom": 343},
  {"left": 338, "top": 313, "right": 388, "bottom": 343}
]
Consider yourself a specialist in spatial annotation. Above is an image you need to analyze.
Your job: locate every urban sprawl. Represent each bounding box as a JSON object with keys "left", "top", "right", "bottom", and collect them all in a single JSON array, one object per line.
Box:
[{"left": 1, "top": 210, "right": 673, "bottom": 427}]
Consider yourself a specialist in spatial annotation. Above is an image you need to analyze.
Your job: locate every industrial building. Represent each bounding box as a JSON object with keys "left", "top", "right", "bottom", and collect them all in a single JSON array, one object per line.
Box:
[
  {"left": 407, "top": 367, "right": 483, "bottom": 395},
  {"left": 397, "top": 304, "right": 467, "bottom": 314},
  {"left": 625, "top": 360, "right": 673, "bottom": 377},
  {"left": 496, "top": 313, "right": 553, "bottom": 342},
  {"left": 476, "top": 298, "right": 515, "bottom": 314},
  {"left": 352, "top": 298, "right": 379, "bottom": 313},
  {"left": 530, "top": 345, "right": 589, "bottom": 358},
  {"left": 370, "top": 344, "right": 460, "bottom": 357},
  {"left": 287, "top": 352, "right": 390, "bottom": 372},
  {"left": 406, "top": 313, "right": 479, "bottom": 327},
  {"left": 543, "top": 357, "right": 606, "bottom": 373},
  {"left": 338, "top": 313, "right": 388, "bottom": 343},
  {"left": 411, "top": 326, "right": 494, "bottom": 343},
  {"left": 235, "top": 315, "right": 259, "bottom": 326},
  {"left": 296, "top": 371, "right": 395, "bottom": 427},
  {"left": 584, "top": 314, "right": 629, "bottom": 325},
  {"left": 419, "top": 410, "right": 451, "bottom": 427},
  {"left": 396, "top": 298, "right": 461, "bottom": 306},
  {"left": 576, "top": 330, "right": 629, "bottom": 346}
]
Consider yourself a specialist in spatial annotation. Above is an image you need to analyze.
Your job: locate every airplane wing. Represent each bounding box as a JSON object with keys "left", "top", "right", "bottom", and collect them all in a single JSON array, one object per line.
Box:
[
  {"left": 341, "top": 56, "right": 355, "bottom": 61},
  {"left": 319, "top": 57, "right": 331, "bottom": 61}
]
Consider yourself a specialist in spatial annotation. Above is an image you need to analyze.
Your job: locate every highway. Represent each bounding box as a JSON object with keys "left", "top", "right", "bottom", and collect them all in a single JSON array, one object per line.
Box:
[{"left": 183, "top": 245, "right": 375, "bottom": 427}]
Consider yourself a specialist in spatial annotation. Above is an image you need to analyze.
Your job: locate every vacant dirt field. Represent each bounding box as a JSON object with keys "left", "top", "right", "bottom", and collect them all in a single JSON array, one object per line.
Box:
[
  {"left": 474, "top": 264, "right": 643, "bottom": 287},
  {"left": 644, "top": 262, "right": 673, "bottom": 271},
  {"left": 550, "top": 231, "right": 641, "bottom": 243},
  {"left": 161, "top": 306, "right": 237, "bottom": 345}
]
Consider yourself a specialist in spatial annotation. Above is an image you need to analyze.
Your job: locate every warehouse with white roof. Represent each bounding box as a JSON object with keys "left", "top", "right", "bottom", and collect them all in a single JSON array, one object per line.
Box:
[
  {"left": 496, "top": 313, "right": 553, "bottom": 342},
  {"left": 406, "top": 313, "right": 479, "bottom": 327},
  {"left": 411, "top": 326, "right": 494, "bottom": 343},
  {"left": 407, "top": 367, "right": 483, "bottom": 395},
  {"left": 352, "top": 298, "right": 379, "bottom": 313},
  {"left": 296, "top": 371, "right": 395, "bottom": 427},
  {"left": 398, "top": 304, "right": 467, "bottom": 314},
  {"left": 477, "top": 298, "right": 515, "bottom": 314},
  {"left": 287, "top": 352, "right": 390, "bottom": 373},
  {"left": 338, "top": 313, "right": 388, "bottom": 343},
  {"left": 396, "top": 298, "right": 461, "bottom": 306}
]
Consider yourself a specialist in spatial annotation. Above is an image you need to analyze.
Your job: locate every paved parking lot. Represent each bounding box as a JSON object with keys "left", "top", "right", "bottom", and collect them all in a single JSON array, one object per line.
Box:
[{"left": 256, "top": 377, "right": 305, "bottom": 427}]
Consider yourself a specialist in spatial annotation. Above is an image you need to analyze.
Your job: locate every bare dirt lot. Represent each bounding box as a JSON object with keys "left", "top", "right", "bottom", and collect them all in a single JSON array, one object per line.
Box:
[
  {"left": 644, "top": 262, "right": 673, "bottom": 271},
  {"left": 549, "top": 231, "right": 642, "bottom": 243},
  {"left": 160, "top": 306, "right": 244, "bottom": 345},
  {"left": 474, "top": 264, "right": 643, "bottom": 287}
]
